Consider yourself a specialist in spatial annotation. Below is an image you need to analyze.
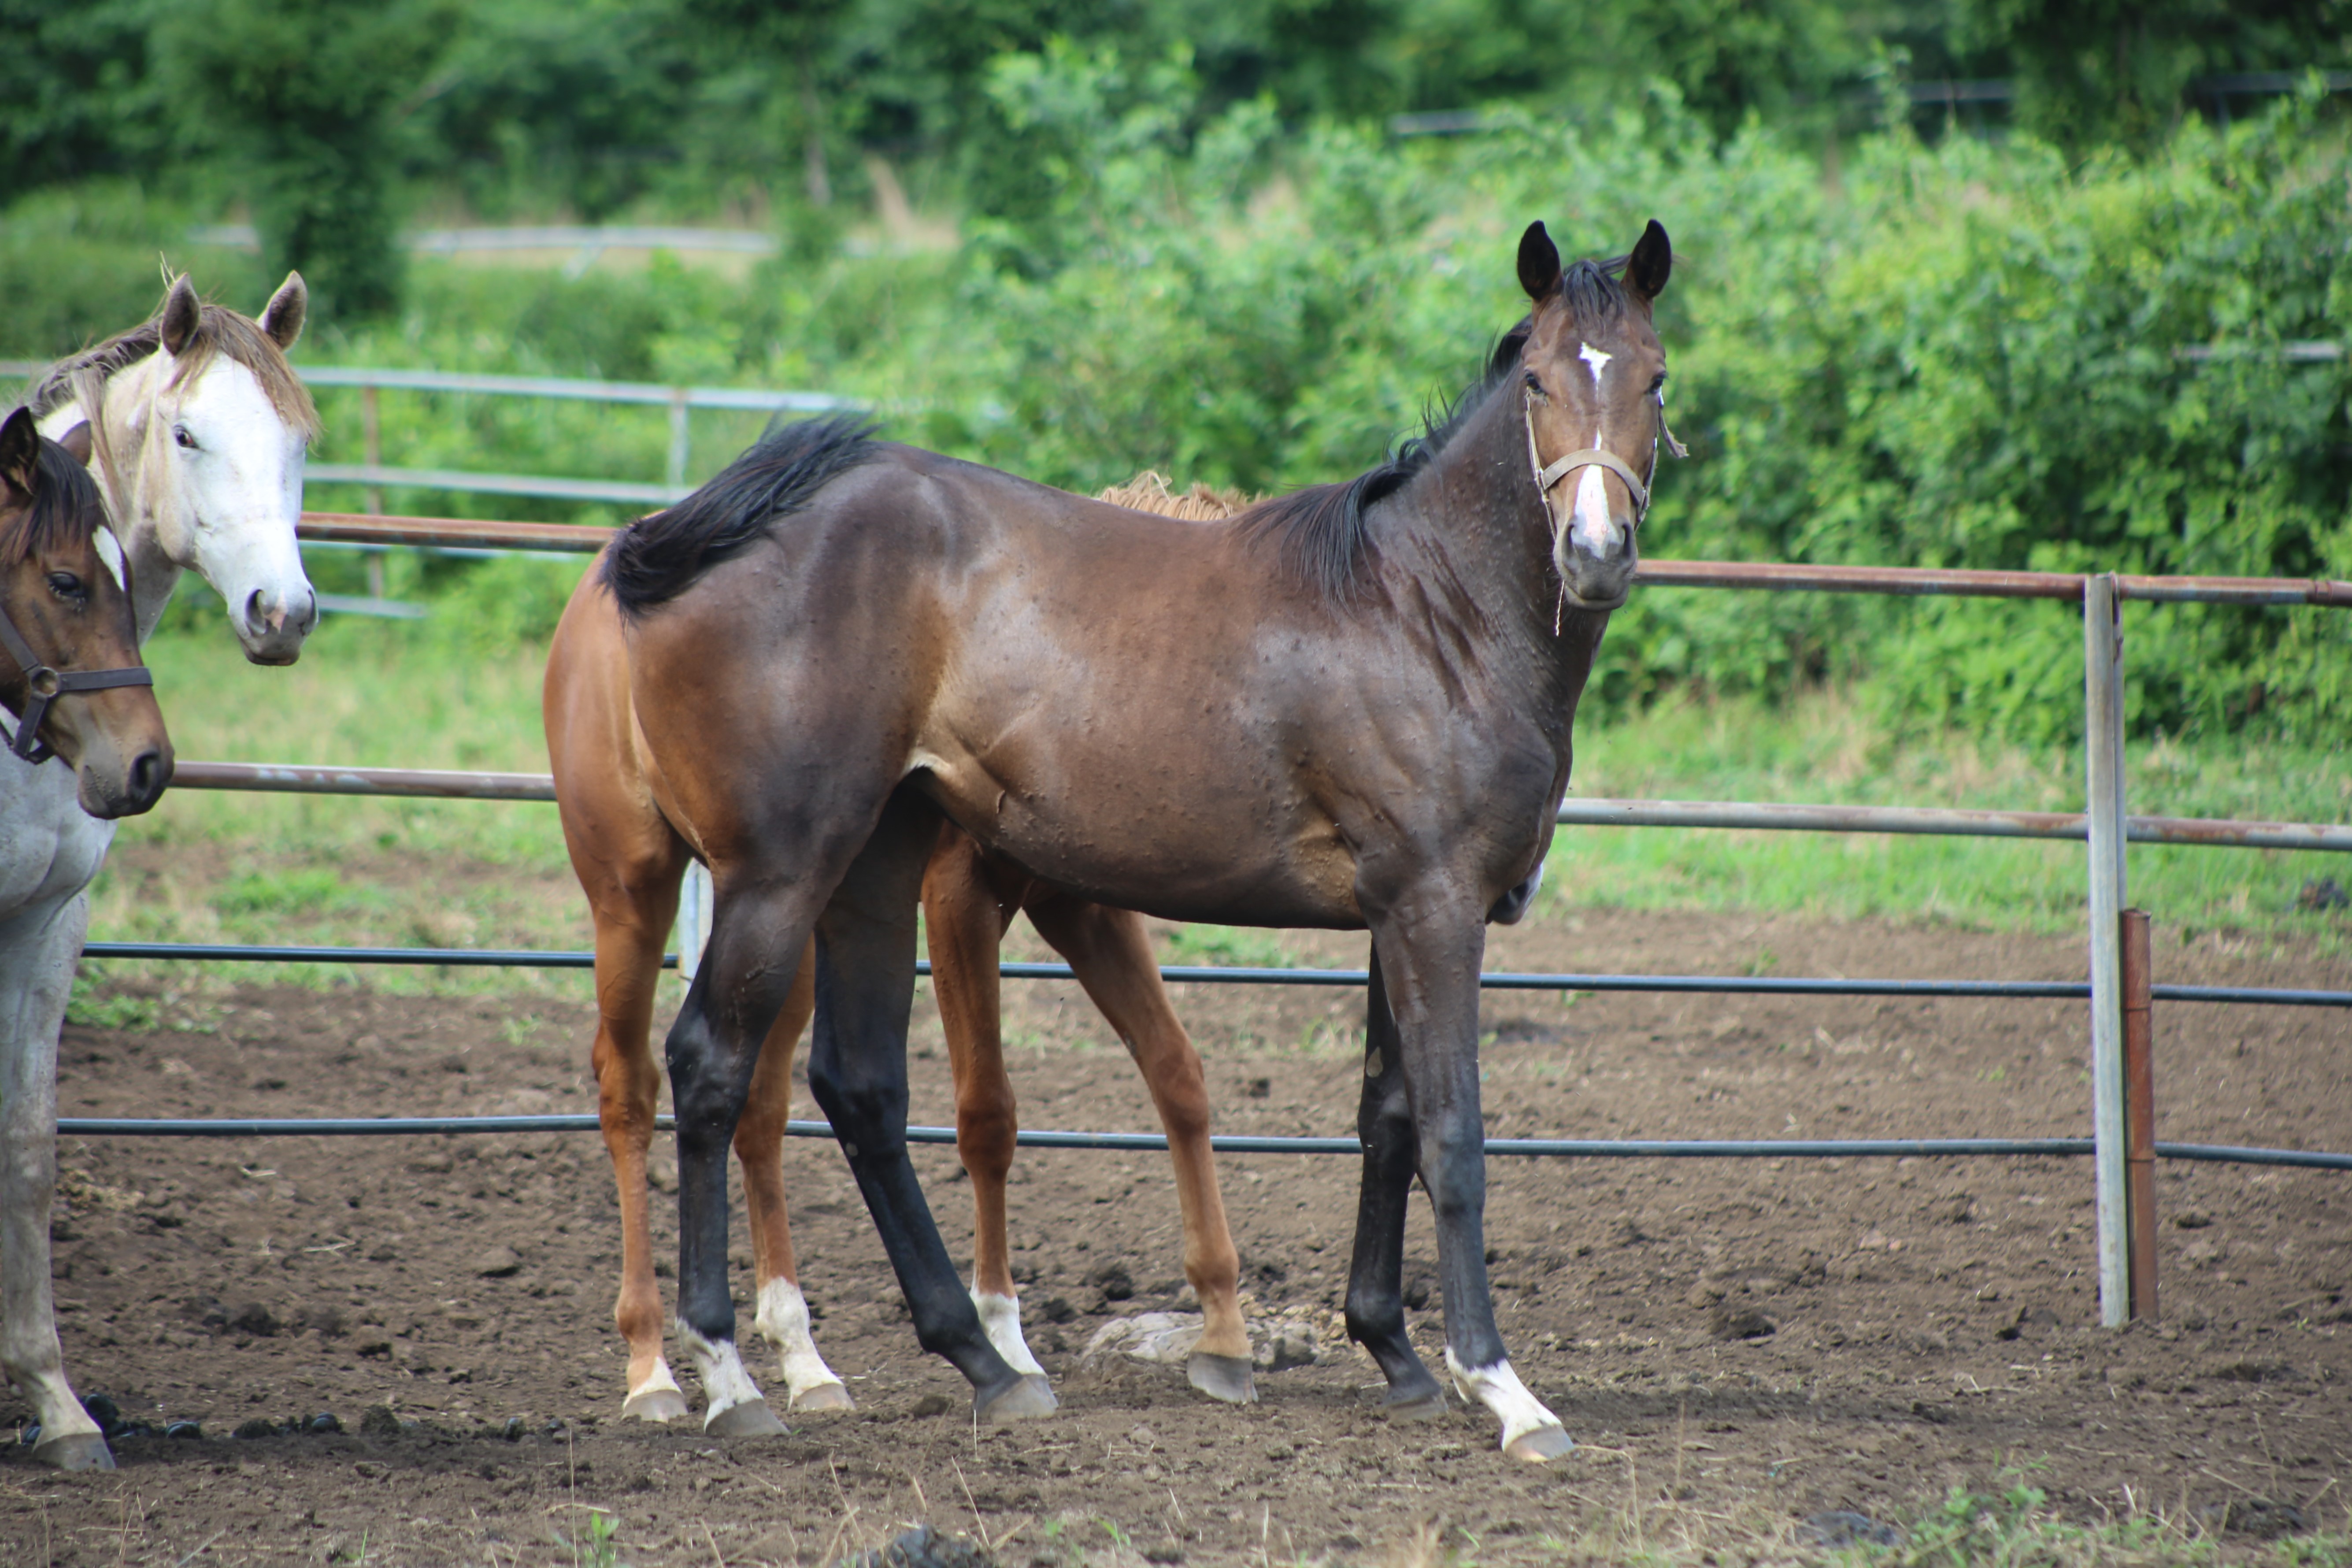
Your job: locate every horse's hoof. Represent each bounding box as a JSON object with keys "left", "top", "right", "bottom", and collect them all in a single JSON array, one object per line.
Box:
[
  {"left": 32, "top": 1432, "right": 116, "bottom": 1472},
  {"left": 1504, "top": 1425, "right": 1574, "bottom": 1463},
  {"left": 704, "top": 1399, "right": 788, "bottom": 1438},
  {"left": 1186, "top": 1353, "right": 1258, "bottom": 1405},
  {"left": 975, "top": 1374, "right": 1057, "bottom": 1424},
  {"left": 621, "top": 1387, "right": 692, "bottom": 1424},
  {"left": 789, "top": 1381, "right": 856, "bottom": 1414},
  {"left": 1383, "top": 1386, "right": 1448, "bottom": 1422}
]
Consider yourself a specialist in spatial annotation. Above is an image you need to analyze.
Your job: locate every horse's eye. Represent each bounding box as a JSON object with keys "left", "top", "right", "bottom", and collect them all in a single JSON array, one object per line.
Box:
[
  {"left": 1523, "top": 371, "right": 1545, "bottom": 396},
  {"left": 48, "top": 571, "right": 85, "bottom": 597},
  {"left": 174, "top": 426, "right": 197, "bottom": 450}
]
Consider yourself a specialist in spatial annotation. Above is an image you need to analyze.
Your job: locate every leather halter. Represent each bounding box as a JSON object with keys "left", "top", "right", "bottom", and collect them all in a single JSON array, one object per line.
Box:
[
  {"left": 1523, "top": 386, "right": 1656, "bottom": 525},
  {"left": 0, "top": 589, "right": 154, "bottom": 765}
]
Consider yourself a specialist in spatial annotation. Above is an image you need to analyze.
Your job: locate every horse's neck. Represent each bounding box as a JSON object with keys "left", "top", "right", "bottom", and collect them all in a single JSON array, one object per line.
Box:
[
  {"left": 1392, "top": 391, "right": 1605, "bottom": 690},
  {"left": 90, "top": 361, "right": 184, "bottom": 646}
]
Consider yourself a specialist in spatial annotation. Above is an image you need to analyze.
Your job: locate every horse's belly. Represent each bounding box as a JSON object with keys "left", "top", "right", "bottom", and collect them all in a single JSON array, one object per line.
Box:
[{"left": 911, "top": 743, "right": 1359, "bottom": 927}]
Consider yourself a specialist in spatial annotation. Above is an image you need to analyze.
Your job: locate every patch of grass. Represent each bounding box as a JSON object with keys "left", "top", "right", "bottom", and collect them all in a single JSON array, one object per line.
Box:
[
  {"left": 1548, "top": 686, "right": 2352, "bottom": 948},
  {"left": 1162, "top": 924, "right": 1297, "bottom": 969}
]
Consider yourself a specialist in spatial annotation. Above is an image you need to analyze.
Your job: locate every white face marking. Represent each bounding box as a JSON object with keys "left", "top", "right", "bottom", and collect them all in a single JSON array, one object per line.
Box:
[
  {"left": 1578, "top": 341, "right": 1613, "bottom": 389},
  {"left": 1445, "top": 1350, "right": 1567, "bottom": 1452},
  {"left": 1567, "top": 343, "right": 1622, "bottom": 557},
  {"left": 91, "top": 528, "right": 126, "bottom": 591},
  {"left": 675, "top": 1320, "right": 768, "bottom": 1422},
  {"left": 973, "top": 1288, "right": 1047, "bottom": 1377},
  {"left": 752, "top": 1278, "right": 850, "bottom": 1401},
  {"left": 167, "top": 358, "right": 314, "bottom": 650}
]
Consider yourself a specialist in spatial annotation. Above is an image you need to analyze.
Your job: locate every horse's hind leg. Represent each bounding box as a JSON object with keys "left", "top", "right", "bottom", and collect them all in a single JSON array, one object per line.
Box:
[
  {"left": 578, "top": 845, "right": 693, "bottom": 1423},
  {"left": 810, "top": 788, "right": 1052, "bottom": 1422},
  {"left": 1023, "top": 890, "right": 1255, "bottom": 1404},
  {"left": 734, "top": 942, "right": 854, "bottom": 1411},
  {"left": 1343, "top": 948, "right": 1447, "bottom": 1420},
  {"left": 920, "top": 830, "right": 1045, "bottom": 1379},
  {"left": 0, "top": 894, "right": 114, "bottom": 1470}
]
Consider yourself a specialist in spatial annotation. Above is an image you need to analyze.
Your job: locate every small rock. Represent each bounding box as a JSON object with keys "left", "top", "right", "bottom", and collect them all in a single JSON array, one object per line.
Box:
[
  {"left": 908, "top": 1393, "right": 953, "bottom": 1419},
  {"left": 229, "top": 1301, "right": 280, "bottom": 1337},
  {"left": 2203, "top": 1499, "right": 2307, "bottom": 1539},
  {"left": 2172, "top": 1209, "right": 2212, "bottom": 1229},
  {"left": 474, "top": 1245, "right": 522, "bottom": 1278},
  {"left": 830, "top": 1524, "right": 997, "bottom": 1568},
  {"left": 307, "top": 1413, "right": 342, "bottom": 1434},
  {"left": 164, "top": 1420, "right": 204, "bottom": 1440},
  {"left": 358, "top": 1405, "right": 402, "bottom": 1439},
  {"left": 1083, "top": 1312, "right": 1203, "bottom": 1367},
  {"left": 1802, "top": 1512, "right": 1899, "bottom": 1548},
  {"left": 501, "top": 1416, "right": 526, "bottom": 1441},
  {"left": 353, "top": 1460, "right": 387, "bottom": 1479},
  {"left": 1086, "top": 1261, "right": 1134, "bottom": 1301},
  {"left": 233, "top": 1417, "right": 281, "bottom": 1439},
  {"left": 1252, "top": 1320, "right": 1320, "bottom": 1372},
  {"left": 1709, "top": 1305, "right": 1776, "bottom": 1341}
]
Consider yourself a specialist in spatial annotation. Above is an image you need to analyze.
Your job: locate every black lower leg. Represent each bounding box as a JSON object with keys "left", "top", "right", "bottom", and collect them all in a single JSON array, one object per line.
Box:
[
  {"left": 807, "top": 787, "right": 1024, "bottom": 1400},
  {"left": 1344, "top": 948, "right": 1442, "bottom": 1408},
  {"left": 666, "top": 979, "right": 759, "bottom": 1344}
]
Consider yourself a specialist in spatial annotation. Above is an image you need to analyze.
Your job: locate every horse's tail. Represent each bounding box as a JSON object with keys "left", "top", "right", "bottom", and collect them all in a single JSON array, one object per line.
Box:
[{"left": 602, "top": 413, "right": 882, "bottom": 618}]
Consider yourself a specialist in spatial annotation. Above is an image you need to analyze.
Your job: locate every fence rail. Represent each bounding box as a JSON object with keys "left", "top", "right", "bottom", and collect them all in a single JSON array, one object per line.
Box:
[{"left": 58, "top": 505, "right": 2352, "bottom": 1332}]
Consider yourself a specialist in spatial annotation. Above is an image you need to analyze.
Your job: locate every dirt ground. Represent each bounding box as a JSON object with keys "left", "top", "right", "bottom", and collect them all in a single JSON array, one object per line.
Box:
[{"left": 7, "top": 906, "right": 2349, "bottom": 1565}]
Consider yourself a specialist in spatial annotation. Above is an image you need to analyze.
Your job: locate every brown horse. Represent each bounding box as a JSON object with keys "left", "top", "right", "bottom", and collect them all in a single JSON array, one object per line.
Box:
[
  {"left": 544, "top": 479, "right": 1260, "bottom": 1431},
  {"left": 0, "top": 404, "right": 172, "bottom": 1471},
  {"left": 604, "top": 220, "right": 1672, "bottom": 1458}
]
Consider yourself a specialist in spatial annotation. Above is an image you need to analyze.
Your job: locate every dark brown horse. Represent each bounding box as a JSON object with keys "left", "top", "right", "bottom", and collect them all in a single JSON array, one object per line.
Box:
[
  {"left": 606, "top": 221, "right": 1673, "bottom": 1459},
  {"left": 544, "top": 479, "right": 1257, "bottom": 1433}
]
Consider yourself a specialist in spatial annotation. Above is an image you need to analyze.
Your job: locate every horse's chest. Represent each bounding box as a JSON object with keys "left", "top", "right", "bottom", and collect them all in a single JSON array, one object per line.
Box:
[{"left": 0, "top": 768, "right": 115, "bottom": 918}]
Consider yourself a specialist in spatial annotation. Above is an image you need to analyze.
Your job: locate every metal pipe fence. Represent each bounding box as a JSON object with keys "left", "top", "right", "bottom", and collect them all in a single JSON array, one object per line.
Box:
[{"left": 65, "top": 510, "right": 2352, "bottom": 1332}]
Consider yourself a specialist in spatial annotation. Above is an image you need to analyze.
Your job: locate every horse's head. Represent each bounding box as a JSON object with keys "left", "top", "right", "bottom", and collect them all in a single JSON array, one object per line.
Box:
[
  {"left": 1515, "top": 219, "right": 1675, "bottom": 611},
  {"left": 129, "top": 273, "right": 320, "bottom": 664},
  {"left": 0, "top": 409, "right": 172, "bottom": 816}
]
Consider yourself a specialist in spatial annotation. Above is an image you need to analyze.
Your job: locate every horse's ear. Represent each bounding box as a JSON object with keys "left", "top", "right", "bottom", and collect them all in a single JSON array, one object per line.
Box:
[
  {"left": 1625, "top": 220, "right": 1671, "bottom": 305},
  {"left": 159, "top": 274, "right": 203, "bottom": 357},
  {"left": 56, "top": 421, "right": 93, "bottom": 467},
  {"left": 1517, "top": 221, "right": 1562, "bottom": 302},
  {"left": 0, "top": 407, "right": 38, "bottom": 499},
  {"left": 261, "top": 272, "right": 307, "bottom": 351}
]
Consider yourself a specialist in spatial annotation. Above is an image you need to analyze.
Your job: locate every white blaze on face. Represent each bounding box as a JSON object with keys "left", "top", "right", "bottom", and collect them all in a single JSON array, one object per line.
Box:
[
  {"left": 675, "top": 1319, "right": 768, "bottom": 1424},
  {"left": 752, "top": 1278, "right": 850, "bottom": 1403},
  {"left": 973, "top": 1288, "right": 1047, "bottom": 1377},
  {"left": 92, "top": 528, "right": 126, "bottom": 591},
  {"left": 1571, "top": 343, "right": 1619, "bottom": 558},
  {"left": 1446, "top": 1349, "right": 1568, "bottom": 1453},
  {"left": 162, "top": 357, "right": 315, "bottom": 655}
]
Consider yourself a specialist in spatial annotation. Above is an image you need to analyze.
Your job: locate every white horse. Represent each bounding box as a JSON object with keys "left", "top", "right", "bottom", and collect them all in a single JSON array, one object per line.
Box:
[{"left": 4, "top": 274, "right": 319, "bottom": 1469}]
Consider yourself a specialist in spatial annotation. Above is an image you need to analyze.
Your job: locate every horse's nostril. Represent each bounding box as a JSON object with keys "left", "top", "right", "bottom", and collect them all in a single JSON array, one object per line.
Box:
[{"left": 129, "top": 750, "right": 167, "bottom": 801}]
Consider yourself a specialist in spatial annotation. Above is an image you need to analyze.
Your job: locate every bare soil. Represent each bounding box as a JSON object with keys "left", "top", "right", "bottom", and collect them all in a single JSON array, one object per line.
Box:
[{"left": 8, "top": 907, "right": 2349, "bottom": 1565}]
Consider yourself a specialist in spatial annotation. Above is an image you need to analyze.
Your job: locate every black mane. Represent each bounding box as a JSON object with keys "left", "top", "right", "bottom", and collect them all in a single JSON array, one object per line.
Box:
[
  {"left": 1, "top": 432, "right": 107, "bottom": 566},
  {"left": 604, "top": 415, "right": 882, "bottom": 617},
  {"left": 1236, "top": 318, "right": 1534, "bottom": 602}
]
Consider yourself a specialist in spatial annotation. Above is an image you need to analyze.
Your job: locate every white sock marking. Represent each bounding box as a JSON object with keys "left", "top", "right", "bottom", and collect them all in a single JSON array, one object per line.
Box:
[
  {"left": 973, "top": 1288, "right": 1046, "bottom": 1377},
  {"left": 752, "top": 1278, "right": 847, "bottom": 1401},
  {"left": 1445, "top": 1349, "right": 1567, "bottom": 1453},
  {"left": 676, "top": 1320, "right": 768, "bottom": 1423}
]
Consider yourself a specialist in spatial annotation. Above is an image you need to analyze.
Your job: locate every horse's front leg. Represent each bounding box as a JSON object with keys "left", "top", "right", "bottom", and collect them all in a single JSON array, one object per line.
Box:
[
  {"left": 1372, "top": 898, "right": 1572, "bottom": 1462},
  {"left": 1344, "top": 949, "right": 1445, "bottom": 1417},
  {"left": 810, "top": 789, "right": 1054, "bottom": 1422},
  {"left": 0, "top": 891, "right": 114, "bottom": 1470}
]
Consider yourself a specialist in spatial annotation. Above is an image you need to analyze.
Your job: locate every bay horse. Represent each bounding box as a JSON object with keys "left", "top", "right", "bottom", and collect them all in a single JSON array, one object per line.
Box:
[
  {"left": 4, "top": 276, "right": 318, "bottom": 1471},
  {"left": 602, "top": 219, "right": 1674, "bottom": 1459},
  {"left": 0, "top": 407, "right": 172, "bottom": 1471},
  {"left": 544, "top": 477, "right": 1259, "bottom": 1431}
]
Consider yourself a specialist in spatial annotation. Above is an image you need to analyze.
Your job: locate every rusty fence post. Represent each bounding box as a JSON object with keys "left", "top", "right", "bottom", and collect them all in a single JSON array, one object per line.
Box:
[{"left": 2122, "top": 907, "right": 2158, "bottom": 1320}]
